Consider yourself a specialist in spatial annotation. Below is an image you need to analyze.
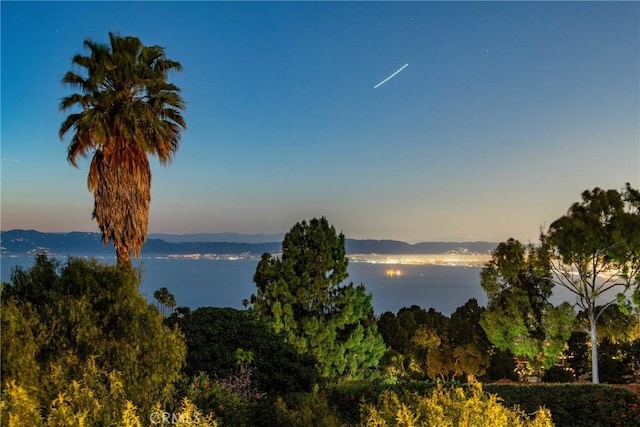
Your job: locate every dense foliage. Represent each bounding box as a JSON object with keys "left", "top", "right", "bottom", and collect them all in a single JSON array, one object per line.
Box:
[
  {"left": 165, "top": 307, "right": 318, "bottom": 396},
  {"left": 544, "top": 183, "right": 640, "bottom": 383},
  {"left": 1, "top": 255, "right": 186, "bottom": 422},
  {"left": 484, "top": 384, "right": 640, "bottom": 427},
  {"left": 1, "top": 358, "right": 218, "bottom": 427},
  {"left": 377, "top": 300, "right": 498, "bottom": 382},
  {"left": 328, "top": 381, "right": 639, "bottom": 427},
  {"left": 252, "top": 217, "right": 386, "bottom": 382},
  {"left": 361, "top": 381, "right": 554, "bottom": 427},
  {"left": 4, "top": 178, "right": 639, "bottom": 424},
  {"left": 274, "top": 388, "right": 344, "bottom": 427},
  {"left": 480, "top": 239, "right": 575, "bottom": 373},
  {"left": 561, "top": 330, "right": 640, "bottom": 384}
]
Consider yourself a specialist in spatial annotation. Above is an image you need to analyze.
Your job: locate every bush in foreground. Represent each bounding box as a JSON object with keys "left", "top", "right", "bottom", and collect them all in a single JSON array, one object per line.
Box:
[
  {"left": 1, "top": 255, "right": 186, "bottom": 420},
  {"left": 330, "top": 381, "right": 640, "bottom": 426},
  {"left": 0, "top": 359, "right": 219, "bottom": 426},
  {"left": 484, "top": 383, "right": 640, "bottom": 427},
  {"left": 275, "top": 387, "right": 344, "bottom": 427},
  {"left": 360, "top": 381, "right": 553, "bottom": 427}
]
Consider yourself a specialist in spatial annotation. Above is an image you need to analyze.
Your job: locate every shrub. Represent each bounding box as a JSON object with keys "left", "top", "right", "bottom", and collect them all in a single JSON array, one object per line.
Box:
[
  {"left": 0, "top": 381, "right": 42, "bottom": 427},
  {"left": 484, "top": 383, "right": 640, "bottom": 427},
  {"left": 181, "top": 372, "right": 251, "bottom": 426},
  {"left": 359, "top": 381, "right": 554, "bottom": 427},
  {"left": 1, "top": 255, "right": 186, "bottom": 414},
  {"left": 331, "top": 381, "right": 640, "bottom": 426},
  {"left": 150, "top": 398, "right": 219, "bottom": 427},
  {"left": 166, "top": 307, "right": 319, "bottom": 396},
  {"left": 1, "top": 358, "right": 220, "bottom": 427},
  {"left": 327, "top": 380, "right": 437, "bottom": 424},
  {"left": 275, "top": 387, "right": 344, "bottom": 427},
  {"left": 542, "top": 366, "right": 575, "bottom": 383},
  {"left": 181, "top": 364, "right": 272, "bottom": 427}
]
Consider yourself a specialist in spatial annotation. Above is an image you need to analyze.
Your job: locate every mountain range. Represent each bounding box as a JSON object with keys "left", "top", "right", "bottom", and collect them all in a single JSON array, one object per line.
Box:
[{"left": 0, "top": 229, "right": 498, "bottom": 257}]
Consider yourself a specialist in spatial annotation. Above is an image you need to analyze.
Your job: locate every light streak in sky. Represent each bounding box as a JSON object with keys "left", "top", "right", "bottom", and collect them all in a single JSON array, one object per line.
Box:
[{"left": 374, "top": 63, "right": 409, "bottom": 88}]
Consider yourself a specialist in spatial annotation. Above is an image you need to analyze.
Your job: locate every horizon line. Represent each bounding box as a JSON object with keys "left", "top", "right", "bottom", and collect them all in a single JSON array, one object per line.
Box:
[{"left": 0, "top": 228, "right": 500, "bottom": 245}]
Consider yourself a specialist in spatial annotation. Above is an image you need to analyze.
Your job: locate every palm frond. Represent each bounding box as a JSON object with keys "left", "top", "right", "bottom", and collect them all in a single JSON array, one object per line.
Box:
[{"left": 61, "top": 33, "right": 186, "bottom": 264}]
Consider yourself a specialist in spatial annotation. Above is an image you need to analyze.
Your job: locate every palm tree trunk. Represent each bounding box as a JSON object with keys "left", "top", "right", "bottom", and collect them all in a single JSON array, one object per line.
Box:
[{"left": 116, "top": 244, "right": 131, "bottom": 268}]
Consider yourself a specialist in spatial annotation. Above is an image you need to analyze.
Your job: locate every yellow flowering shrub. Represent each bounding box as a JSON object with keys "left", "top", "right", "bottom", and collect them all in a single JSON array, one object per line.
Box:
[
  {"left": 360, "top": 381, "right": 554, "bottom": 427},
  {"left": 1, "top": 360, "right": 219, "bottom": 427}
]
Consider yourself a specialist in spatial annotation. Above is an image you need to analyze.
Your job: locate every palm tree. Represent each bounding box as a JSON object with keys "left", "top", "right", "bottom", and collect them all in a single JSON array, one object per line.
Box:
[
  {"left": 153, "top": 286, "right": 175, "bottom": 317},
  {"left": 59, "top": 33, "right": 186, "bottom": 266},
  {"left": 153, "top": 288, "right": 167, "bottom": 314},
  {"left": 166, "top": 293, "right": 176, "bottom": 316}
]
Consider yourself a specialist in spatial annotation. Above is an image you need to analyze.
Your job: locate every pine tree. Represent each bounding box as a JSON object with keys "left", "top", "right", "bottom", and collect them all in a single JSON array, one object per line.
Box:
[{"left": 252, "top": 217, "right": 385, "bottom": 383}]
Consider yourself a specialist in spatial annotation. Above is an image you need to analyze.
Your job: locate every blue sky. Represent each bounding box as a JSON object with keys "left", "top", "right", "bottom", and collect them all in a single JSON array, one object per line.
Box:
[{"left": 2, "top": 1, "right": 639, "bottom": 243}]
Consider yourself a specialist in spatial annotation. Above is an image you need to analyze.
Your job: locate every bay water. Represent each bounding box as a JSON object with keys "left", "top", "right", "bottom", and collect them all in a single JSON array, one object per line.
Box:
[{"left": 0, "top": 255, "right": 579, "bottom": 316}]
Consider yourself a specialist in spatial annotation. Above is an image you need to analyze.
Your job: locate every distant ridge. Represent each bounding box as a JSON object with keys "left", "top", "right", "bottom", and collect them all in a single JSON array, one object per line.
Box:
[
  {"left": 148, "top": 232, "right": 285, "bottom": 244},
  {"left": 0, "top": 230, "right": 497, "bottom": 257}
]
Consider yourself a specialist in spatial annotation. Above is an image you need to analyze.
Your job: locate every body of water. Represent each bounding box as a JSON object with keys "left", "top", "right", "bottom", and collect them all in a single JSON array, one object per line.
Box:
[{"left": 0, "top": 255, "right": 581, "bottom": 316}]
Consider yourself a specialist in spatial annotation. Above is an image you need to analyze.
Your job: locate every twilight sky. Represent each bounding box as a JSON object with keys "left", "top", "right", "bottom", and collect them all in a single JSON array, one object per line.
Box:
[{"left": 1, "top": 1, "right": 639, "bottom": 243}]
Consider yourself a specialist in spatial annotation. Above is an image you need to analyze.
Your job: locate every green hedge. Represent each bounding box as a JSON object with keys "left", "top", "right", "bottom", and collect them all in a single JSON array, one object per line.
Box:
[
  {"left": 484, "top": 384, "right": 640, "bottom": 427},
  {"left": 327, "top": 382, "right": 640, "bottom": 427},
  {"left": 326, "top": 380, "right": 436, "bottom": 425}
]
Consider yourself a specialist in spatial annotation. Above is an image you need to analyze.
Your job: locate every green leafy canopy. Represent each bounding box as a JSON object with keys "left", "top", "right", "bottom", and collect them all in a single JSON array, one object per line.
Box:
[{"left": 252, "top": 217, "right": 386, "bottom": 383}]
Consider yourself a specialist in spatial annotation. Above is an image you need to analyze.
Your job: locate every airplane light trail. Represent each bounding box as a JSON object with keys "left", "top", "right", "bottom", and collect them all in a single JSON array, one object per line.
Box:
[{"left": 374, "top": 63, "right": 409, "bottom": 88}]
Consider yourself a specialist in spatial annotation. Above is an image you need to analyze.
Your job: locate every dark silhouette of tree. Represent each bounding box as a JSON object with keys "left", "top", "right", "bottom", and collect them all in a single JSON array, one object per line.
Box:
[
  {"left": 165, "top": 307, "right": 318, "bottom": 395},
  {"left": 153, "top": 286, "right": 175, "bottom": 317},
  {"left": 166, "top": 292, "right": 176, "bottom": 317}
]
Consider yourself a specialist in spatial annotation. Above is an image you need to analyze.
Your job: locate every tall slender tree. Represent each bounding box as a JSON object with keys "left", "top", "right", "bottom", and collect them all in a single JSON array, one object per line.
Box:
[
  {"left": 153, "top": 287, "right": 175, "bottom": 317},
  {"left": 59, "top": 33, "right": 186, "bottom": 266},
  {"left": 544, "top": 184, "right": 640, "bottom": 383}
]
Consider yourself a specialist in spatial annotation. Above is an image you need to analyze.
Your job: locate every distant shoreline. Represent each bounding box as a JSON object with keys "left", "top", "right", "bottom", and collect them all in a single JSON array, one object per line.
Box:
[
  {"left": 1, "top": 229, "right": 499, "bottom": 259},
  {"left": 348, "top": 253, "right": 491, "bottom": 267},
  {"left": 1, "top": 252, "right": 491, "bottom": 268}
]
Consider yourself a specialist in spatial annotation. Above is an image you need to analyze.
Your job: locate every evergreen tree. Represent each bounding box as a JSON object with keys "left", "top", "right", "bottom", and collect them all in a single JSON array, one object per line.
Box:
[{"left": 252, "top": 217, "right": 385, "bottom": 383}]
